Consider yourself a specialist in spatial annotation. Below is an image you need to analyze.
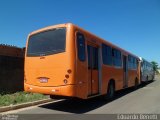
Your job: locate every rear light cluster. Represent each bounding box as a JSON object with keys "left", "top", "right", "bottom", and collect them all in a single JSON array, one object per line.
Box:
[
  {"left": 63, "top": 79, "right": 68, "bottom": 84},
  {"left": 63, "top": 69, "right": 72, "bottom": 84},
  {"left": 67, "top": 69, "right": 72, "bottom": 74}
]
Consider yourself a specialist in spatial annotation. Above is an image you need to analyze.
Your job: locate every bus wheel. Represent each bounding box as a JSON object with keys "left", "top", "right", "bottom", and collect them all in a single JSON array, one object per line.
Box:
[{"left": 104, "top": 81, "right": 115, "bottom": 100}]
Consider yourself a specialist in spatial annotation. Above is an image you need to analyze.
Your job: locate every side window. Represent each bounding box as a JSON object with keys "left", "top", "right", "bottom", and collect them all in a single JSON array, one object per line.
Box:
[
  {"left": 87, "top": 46, "right": 91, "bottom": 68},
  {"left": 128, "top": 55, "right": 132, "bottom": 69},
  {"left": 117, "top": 50, "right": 122, "bottom": 66},
  {"left": 112, "top": 49, "right": 116, "bottom": 65},
  {"left": 144, "top": 61, "right": 146, "bottom": 69},
  {"left": 112, "top": 48, "right": 122, "bottom": 67},
  {"left": 134, "top": 58, "right": 137, "bottom": 69},
  {"left": 77, "top": 32, "right": 86, "bottom": 61},
  {"left": 131, "top": 57, "right": 134, "bottom": 68},
  {"left": 102, "top": 44, "right": 112, "bottom": 65},
  {"left": 128, "top": 55, "right": 137, "bottom": 69},
  {"left": 128, "top": 55, "right": 131, "bottom": 68}
]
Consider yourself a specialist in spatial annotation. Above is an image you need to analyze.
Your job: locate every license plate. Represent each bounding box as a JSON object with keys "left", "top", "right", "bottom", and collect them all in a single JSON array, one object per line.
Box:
[{"left": 39, "top": 78, "right": 48, "bottom": 83}]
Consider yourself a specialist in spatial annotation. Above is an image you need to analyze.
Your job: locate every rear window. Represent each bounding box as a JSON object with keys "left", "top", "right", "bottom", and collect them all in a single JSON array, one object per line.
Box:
[{"left": 27, "top": 28, "right": 66, "bottom": 57}]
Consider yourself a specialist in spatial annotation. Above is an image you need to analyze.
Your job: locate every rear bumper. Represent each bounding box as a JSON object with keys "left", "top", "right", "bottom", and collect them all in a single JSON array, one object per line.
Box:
[{"left": 24, "top": 83, "right": 76, "bottom": 97}]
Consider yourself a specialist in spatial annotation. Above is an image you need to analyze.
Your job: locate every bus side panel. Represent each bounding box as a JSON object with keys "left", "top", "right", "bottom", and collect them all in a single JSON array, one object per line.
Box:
[
  {"left": 113, "top": 68, "right": 123, "bottom": 91},
  {"left": 74, "top": 28, "right": 88, "bottom": 99},
  {"left": 137, "top": 60, "right": 141, "bottom": 84},
  {"left": 128, "top": 70, "right": 137, "bottom": 87},
  {"left": 75, "top": 55, "right": 88, "bottom": 99},
  {"left": 101, "top": 66, "right": 123, "bottom": 95}
]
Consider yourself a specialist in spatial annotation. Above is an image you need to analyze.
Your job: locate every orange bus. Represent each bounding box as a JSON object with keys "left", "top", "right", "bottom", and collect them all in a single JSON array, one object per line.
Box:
[{"left": 24, "top": 23, "right": 140, "bottom": 99}]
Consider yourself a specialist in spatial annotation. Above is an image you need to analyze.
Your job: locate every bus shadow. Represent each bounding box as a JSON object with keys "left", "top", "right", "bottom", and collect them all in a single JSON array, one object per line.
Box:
[{"left": 39, "top": 80, "right": 155, "bottom": 114}]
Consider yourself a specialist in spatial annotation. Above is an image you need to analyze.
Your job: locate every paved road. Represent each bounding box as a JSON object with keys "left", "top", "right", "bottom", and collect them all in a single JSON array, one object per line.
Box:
[{"left": 2, "top": 76, "right": 160, "bottom": 115}]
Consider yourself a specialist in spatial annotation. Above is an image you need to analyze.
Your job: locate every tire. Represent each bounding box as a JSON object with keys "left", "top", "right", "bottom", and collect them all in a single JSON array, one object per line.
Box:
[{"left": 104, "top": 81, "right": 115, "bottom": 100}]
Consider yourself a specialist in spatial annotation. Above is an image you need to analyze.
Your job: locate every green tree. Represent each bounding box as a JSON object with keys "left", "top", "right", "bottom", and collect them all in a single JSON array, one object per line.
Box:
[{"left": 151, "top": 61, "right": 159, "bottom": 73}]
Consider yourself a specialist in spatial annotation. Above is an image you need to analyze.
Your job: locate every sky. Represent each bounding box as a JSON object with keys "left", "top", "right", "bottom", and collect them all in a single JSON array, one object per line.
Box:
[{"left": 0, "top": 0, "right": 160, "bottom": 65}]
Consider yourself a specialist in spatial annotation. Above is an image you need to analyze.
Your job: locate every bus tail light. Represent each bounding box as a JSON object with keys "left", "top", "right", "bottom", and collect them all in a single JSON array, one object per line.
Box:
[
  {"left": 65, "top": 74, "right": 69, "bottom": 79},
  {"left": 67, "top": 69, "right": 72, "bottom": 74},
  {"left": 63, "top": 79, "right": 68, "bottom": 84}
]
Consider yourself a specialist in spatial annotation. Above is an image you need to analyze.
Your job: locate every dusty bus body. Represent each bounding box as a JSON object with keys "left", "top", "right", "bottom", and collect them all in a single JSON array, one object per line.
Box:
[
  {"left": 139, "top": 57, "right": 154, "bottom": 82},
  {"left": 24, "top": 23, "right": 140, "bottom": 99}
]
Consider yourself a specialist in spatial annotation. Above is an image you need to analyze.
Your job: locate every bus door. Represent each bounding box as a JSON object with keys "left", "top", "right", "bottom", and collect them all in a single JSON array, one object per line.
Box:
[
  {"left": 87, "top": 44, "right": 99, "bottom": 96},
  {"left": 123, "top": 55, "right": 128, "bottom": 88}
]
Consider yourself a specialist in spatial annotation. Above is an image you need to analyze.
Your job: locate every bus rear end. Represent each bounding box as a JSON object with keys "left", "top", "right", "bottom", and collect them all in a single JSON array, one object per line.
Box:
[{"left": 24, "top": 24, "right": 76, "bottom": 98}]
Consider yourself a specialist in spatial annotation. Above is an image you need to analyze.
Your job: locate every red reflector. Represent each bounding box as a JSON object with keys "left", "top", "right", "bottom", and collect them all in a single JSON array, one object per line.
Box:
[
  {"left": 67, "top": 69, "right": 72, "bottom": 74},
  {"left": 65, "top": 74, "right": 69, "bottom": 79},
  {"left": 64, "top": 79, "right": 68, "bottom": 84}
]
